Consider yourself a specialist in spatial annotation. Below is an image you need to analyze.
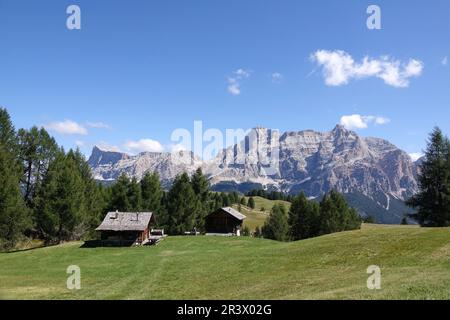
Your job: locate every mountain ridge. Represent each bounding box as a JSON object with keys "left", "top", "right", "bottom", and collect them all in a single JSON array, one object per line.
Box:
[{"left": 88, "top": 125, "right": 419, "bottom": 223}]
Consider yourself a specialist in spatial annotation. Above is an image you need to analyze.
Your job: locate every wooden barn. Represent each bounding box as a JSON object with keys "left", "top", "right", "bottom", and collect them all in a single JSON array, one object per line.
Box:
[
  {"left": 95, "top": 211, "right": 155, "bottom": 246},
  {"left": 205, "top": 207, "right": 246, "bottom": 236}
]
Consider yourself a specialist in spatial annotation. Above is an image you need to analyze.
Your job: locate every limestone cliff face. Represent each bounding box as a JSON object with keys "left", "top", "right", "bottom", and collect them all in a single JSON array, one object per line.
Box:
[{"left": 88, "top": 125, "right": 418, "bottom": 201}]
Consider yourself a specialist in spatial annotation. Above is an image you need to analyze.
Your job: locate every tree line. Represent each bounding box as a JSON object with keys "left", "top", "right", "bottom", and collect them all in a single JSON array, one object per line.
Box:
[
  {"left": 0, "top": 108, "right": 241, "bottom": 250},
  {"left": 257, "top": 190, "right": 362, "bottom": 241}
]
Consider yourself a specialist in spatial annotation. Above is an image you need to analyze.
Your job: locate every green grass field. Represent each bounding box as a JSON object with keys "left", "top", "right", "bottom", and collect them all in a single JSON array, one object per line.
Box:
[{"left": 1, "top": 224, "right": 449, "bottom": 300}]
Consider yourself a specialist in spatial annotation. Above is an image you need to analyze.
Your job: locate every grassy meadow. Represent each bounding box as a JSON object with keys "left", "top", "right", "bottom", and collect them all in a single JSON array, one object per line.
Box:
[{"left": 1, "top": 224, "right": 449, "bottom": 300}]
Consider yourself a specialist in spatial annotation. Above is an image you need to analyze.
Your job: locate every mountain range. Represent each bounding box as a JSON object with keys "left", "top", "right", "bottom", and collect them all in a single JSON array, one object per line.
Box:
[{"left": 88, "top": 125, "right": 420, "bottom": 223}]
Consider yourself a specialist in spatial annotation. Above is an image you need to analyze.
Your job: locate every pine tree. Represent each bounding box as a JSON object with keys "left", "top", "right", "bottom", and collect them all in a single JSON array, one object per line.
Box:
[
  {"left": 35, "top": 150, "right": 85, "bottom": 243},
  {"left": 240, "top": 197, "right": 247, "bottom": 206},
  {"left": 166, "top": 173, "right": 201, "bottom": 234},
  {"left": 141, "top": 171, "right": 164, "bottom": 212},
  {"left": 190, "top": 168, "right": 211, "bottom": 229},
  {"left": 0, "top": 147, "right": 30, "bottom": 250},
  {"left": 261, "top": 204, "right": 289, "bottom": 241},
  {"left": 319, "top": 190, "right": 361, "bottom": 235},
  {"left": 221, "top": 193, "right": 231, "bottom": 207},
  {"left": 0, "top": 107, "right": 18, "bottom": 155},
  {"left": 248, "top": 197, "right": 256, "bottom": 209},
  {"left": 109, "top": 174, "right": 131, "bottom": 212},
  {"left": 191, "top": 168, "right": 209, "bottom": 202},
  {"left": 407, "top": 127, "right": 450, "bottom": 227},
  {"left": 17, "top": 126, "right": 58, "bottom": 204},
  {"left": 69, "top": 149, "right": 105, "bottom": 238},
  {"left": 288, "top": 192, "right": 320, "bottom": 240},
  {"left": 128, "top": 177, "right": 142, "bottom": 211}
]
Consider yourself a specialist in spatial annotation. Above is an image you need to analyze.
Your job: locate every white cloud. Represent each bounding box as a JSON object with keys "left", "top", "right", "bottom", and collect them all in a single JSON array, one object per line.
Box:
[
  {"left": 87, "top": 122, "right": 110, "bottom": 129},
  {"left": 271, "top": 72, "right": 283, "bottom": 83},
  {"left": 227, "top": 68, "right": 251, "bottom": 95},
  {"left": 311, "top": 50, "right": 423, "bottom": 88},
  {"left": 75, "top": 140, "right": 85, "bottom": 147},
  {"left": 44, "top": 120, "right": 88, "bottom": 135},
  {"left": 340, "top": 114, "right": 391, "bottom": 130},
  {"left": 409, "top": 153, "right": 424, "bottom": 162},
  {"left": 124, "top": 138, "right": 164, "bottom": 153},
  {"left": 96, "top": 141, "right": 122, "bottom": 152},
  {"left": 442, "top": 56, "right": 448, "bottom": 66}
]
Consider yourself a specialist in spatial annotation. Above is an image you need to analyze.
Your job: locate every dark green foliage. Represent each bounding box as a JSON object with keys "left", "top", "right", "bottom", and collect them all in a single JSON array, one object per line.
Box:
[
  {"left": 248, "top": 197, "right": 255, "bottom": 209},
  {"left": 240, "top": 197, "right": 247, "bottom": 206},
  {"left": 69, "top": 149, "right": 106, "bottom": 238},
  {"left": 0, "top": 147, "right": 30, "bottom": 250},
  {"left": 109, "top": 174, "right": 132, "bottom": 212},
  {"left": 221, "top": 193, "right": 231, "bottom": 207},
  {"left": 35, "top": 150, "right": 85, "bottom": 243},
  {"left": 288, "top": 192, "right": 320, "bottom": 240},
  {"left": 140, "top": 171, "right": 165, "bottom": 226},
  {"left": 128, "top": 177, "right": 142, "bottom": 211},
  {"left": 407, "top": 127, "right": 450, "bottom": 227},
  {"left": 0, "top": 107, "right": 18, "bottom": 155},
  {"left": 17, "top": 126, "right": 58, "bottom": 204},
  {"left": 166, "top": 173, "right": 201, "bottom": 234},
  {"left": 319, "top": 190, "right": 361, "bottom": 235},
  {"left": 262, "top": 204, "right": 289, "bottom": 241},
  {"left": 247, "top": 189, "right": 291, "bottom": 201}
]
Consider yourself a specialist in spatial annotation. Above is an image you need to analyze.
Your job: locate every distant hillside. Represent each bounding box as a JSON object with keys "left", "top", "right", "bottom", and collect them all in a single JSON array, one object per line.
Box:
[
  {"left": 231, "top": 196, "right": 292, "bottom": 231},
  {"left": 1, "top": 224, "right": 449, "bottom": 299}
]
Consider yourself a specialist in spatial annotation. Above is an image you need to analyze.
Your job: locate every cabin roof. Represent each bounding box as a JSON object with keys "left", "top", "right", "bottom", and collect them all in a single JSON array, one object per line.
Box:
[
  {"left": 217, "top": 207, "right": 246, "bottom": 220},
  {"left": 96, "top": 212, "right": 153, "bottom": 232}
]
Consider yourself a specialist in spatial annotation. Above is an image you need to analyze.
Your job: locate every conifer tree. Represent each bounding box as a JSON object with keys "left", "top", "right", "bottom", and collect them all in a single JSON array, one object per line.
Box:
[
  {"left": 288, "top": 192, "right": 320, "bottom": 240},
  {"left": 166, "top": 173, "right": 201, "bottom": 234},
  {"left": 109, "top": 174, "right": 131, "bottom": 212},
  {"left": 248, "top": 197, "right": 256, "bottom": 209},
  {"left": 262, "top": 204, "right": 289, "bottom": 241},
  {"left": 128, "top": 177, "right": 142, "bottom": 211},
  {"left": 407, "top": 127, "right": 450, "bottom": 226},
  {"left": 0, "top": 147, "right": 30, "bottom": 250},
  {"left": 35, "top": 150, "right": 85, "bottom": 243},
  {"left": 141, "top": 171, "right": 164, "bottom": 213}
]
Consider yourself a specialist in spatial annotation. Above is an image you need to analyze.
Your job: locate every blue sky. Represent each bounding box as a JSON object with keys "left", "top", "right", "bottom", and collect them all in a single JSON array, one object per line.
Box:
[{"left": 1, "top": 0, "right": 449, "bottom": 160}]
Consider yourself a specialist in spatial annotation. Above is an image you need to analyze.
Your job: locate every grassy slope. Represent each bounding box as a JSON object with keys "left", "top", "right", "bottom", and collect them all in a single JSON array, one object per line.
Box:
[
  {"left": 1, "top": 224, "right": 449, "bottom": 300},
  {"left": 232, "top": 196, "right": 291, "bottom": 231}
]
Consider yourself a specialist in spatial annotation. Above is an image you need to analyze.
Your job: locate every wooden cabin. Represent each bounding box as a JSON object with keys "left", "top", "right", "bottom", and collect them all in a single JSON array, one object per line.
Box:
[
  {"left": 205, "top": 207, "right": 246, "bottom": 236},
  {"left": 95, "top": 211, "right": 155, "bottom": 246}
]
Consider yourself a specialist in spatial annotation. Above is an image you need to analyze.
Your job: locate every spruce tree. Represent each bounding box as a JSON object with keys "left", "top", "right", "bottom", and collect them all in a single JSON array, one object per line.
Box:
[
  {"left": 407, "top": 127, "right": 450, "bottom": 227},
  {"left": 288, "top": 192, "right": 320, "bottom": 240},
  {"left": 69, "top": 149, "right": 105, "bottom": 237},
  {"left": 35, "top": 150, "right": 85, "bottom": 243},
  {"left": 0, "top": 147, "right": 30, "bottom": 250},
  {"left": 166, "top": 173, "right": 201, "bottom": 234},
  {"left": 190, "top": 168, "right": 211, "bottom": 228},
  {"left": 128, "top": 177, "right": 142, "bottom": 211},
  {"left": 248, "top": 197, "right": 256, "bottom": 209},
  {"left": 109, "top": 174, "right": 131, "bottom": 212},
  {"left": 0, "top": 107, "right": 18, "bottom": 155},
  {"left": 141, "top": 171, "right": 164, "bottom": 213},
  {"left": 17, "top": 126, "right": 58, "bottom": 204},
  {"left": 319, "top": 190, "right": 361, "bottom": 235},
  {"left": 261, "top": 204, "right": 289, "bottom": 241}
]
